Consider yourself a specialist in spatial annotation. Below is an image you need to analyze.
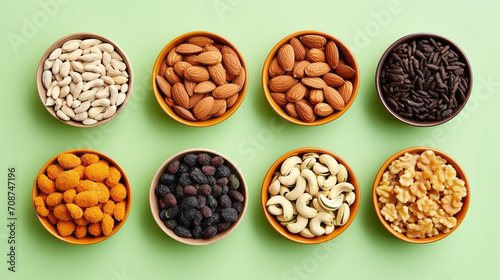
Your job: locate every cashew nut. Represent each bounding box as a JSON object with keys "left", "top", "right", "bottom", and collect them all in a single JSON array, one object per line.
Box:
[
  {"left": 285, "top": 174, "right": 306, "bottom": 201},
  {"left": 322, "top": 175, "right": 337, "bottom": 190},
  {"left": 268, "top": 173, "right": 281, "bottom": 195},
  {"left": 267, "top": 204, "right": 284, "bottom": 216},
  {"left": 325, "top": 224, "right": 335, "bottom": 235},
  {"left": 328, "top": 182, "right": 355, "bottom": 199},
  {"left": 319, "top": 154, "right": 339, "bottom": 176},
  {"left": 279, "top": 185, "right": 290, "bottom": 196},
  {"left": 280, "top": 156, "right": 302, "bottom": 176},
  {"left": 266, "top": 195, "right": 294, "bottom": 220},
  {"left": 278, "top": 166, "right": 300, "bottom": 186},
  {"left": 319, "top": 193, "right": 343, "bottom": 211},
  {"left": 301, "top": 168, "right": 318, "bottom": 195},
  {"left": 345, "top": 191, "right": 356, "bottom": 206},
  {"left": 300, "top": 227, "right": 315, "bottom": 238},
  {"left": 277, "top": 214, "right": 297, "bottom": 223},
  {"left": 312, "top": 162, "right": 330, "bottom": 175},
  {"left": 311, "top": 197, "right": 323, "bottom": 212},
  {"left": 296, "top": 193, "right": 318, "bottom": 218},
  {"left": 302, "top": 152, "right": 319, "bottom": 160},
  {"left": 337, "top": 164, "right": 348, "bottom": 183},
  {"left": 300, "top": 157, "right": 316, "bottom": 170},
  {"left": 309, "top": 212, "right": 334, "bottom": 236},
  {"left": 286, "top": 214, "right": 309, "bottom": 233},
  {"left": 334, "top": 203, "right": 350, "bottom": 226}
]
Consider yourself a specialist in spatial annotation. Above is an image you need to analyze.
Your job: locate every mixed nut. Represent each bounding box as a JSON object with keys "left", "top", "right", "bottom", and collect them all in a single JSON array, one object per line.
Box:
[
  {"left": 267, "top": 34, "right": 356, "bottom": 123},
  {"left": 266, "top": 152, "right": 356, "bottom": 238},
  {"left": 41, "top": 37, "right": 130, "bottom": 125},
  {"left": 156, "top": 35, "right": 246, "bottom": 122}
]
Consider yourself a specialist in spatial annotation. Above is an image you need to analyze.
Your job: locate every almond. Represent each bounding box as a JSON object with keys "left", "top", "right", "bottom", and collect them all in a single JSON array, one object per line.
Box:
[
  {"left": 300, "top": 35, "right": 327, "bottom": 49},
  {"left": 292, "top": 60, "right": 311, "bottom": 79},
  {"left": 174, "top": 105, "right": 196, "bottom": 121},
  {"left": 159, "top": 59, "right": 168, "bottom": 77},
  {"left": 301, "top": 77, "right": 327, "bottom": 89},
  {"left": 184, "top": 66, "right": 210, "bottom": 82},
  {"left": 269, "top": 57, "right": 286, "bottom": 77},
  {"left": 268, "top": 75, "right": 298, "bottom": 92},
  {"left": 289, "top": 37, "right": 307, "bottom": 61},
  {"left": 173, "top": 61, "right": 192, "bottom": 78},
  {"left": 188, "top": 93, "right": 205, "bottom": 109},
  {"left": 306, "top": 48, "right": 326, "bottom": 62},
  {"left": 196, "top": 51, "right": 222, "bottom": 65},
  {"left": 212, "top": 105, "right": 227, "bottom": 117},
  {"left": 202, "top": 45, "right": 220, "bottom": 53},
  {"left": 212, "top": 83, "right": 239, "bottom": 99},
  {"left": 325, "top": 41, "right": 340, "bottom": 69},
  {"left": 166, "top": 48, "right": 183, "bottom": 66},
  {"left": 314, "top": 102, "right": 334, "bottom": 117},
  {"left": 165, "top": 97, "right": 175, "bottom": 108},
  {"left": 285, "top": 102, "right": 299, "bottom": 119},
  {"left": 305, "top": 62, "right": 331, "bottom": 77},
  {"left": 323, "top": 86, "right": 345, "bottom": 110},
  {"left": 226, "top": 93, "right": 239, "bottom": 108},
  {"left": 309, "top": 89, "right": 324, "bottom": 105},
  {"left": 184, "top": 80, "right": 196, "bottom": 96},
  {"left": 286, "top": 82, "right": 307, "bottom": 102},
  {"left": 156, "top": 75, "right": 172, "bottom": 98},
  {"left": 186, "top": 36, "right": 214, "bottom": 47},
  {"left": 193, "top": 96, "right": 214, "bottom": 120},
  {"left": 175, "top": 43, "right": 203, "bottom": 55},
  {"left": 184, "top": 55, "right": 200, "bottom": 66},
  {"left": 209, "top": 98, "right": 226, "bottom": 116},
  {"left": 322, "top": 73, "right": 344, "bottom": 87},
  {"left": 334, "top": 64, "right": 356, "bottom": 79},
  {"left": 271, "top": 92, "right": 287, "bottom": 107},
  {"left": 171, "top": 82, "right": 190, "bottom": 108},
  {"left": 277, "top": 44, "right": 295, "bottom": 71},
  {"left": 164, "top": 67, "right": 182, "bottom": 84},
  {"left": 207, "top": 63, "right": 227, "bottom": 86},
  {"left": 295, "top": 100, "right": 316, "bottom": 122},
  {"left": 232, "top": 67, "right": 246, "bottom": 91},
  {"left": 338, "top": 80, "right": 353, "bottom": 103},
  {"left": 222, "top": 53, "right": 242, "bottom": 76},
  {"left": 194, "top": 80, "right": 217, "bottom": 94},
  {"left": 221, "top": 46, "right": 238, "bottom": 57}
]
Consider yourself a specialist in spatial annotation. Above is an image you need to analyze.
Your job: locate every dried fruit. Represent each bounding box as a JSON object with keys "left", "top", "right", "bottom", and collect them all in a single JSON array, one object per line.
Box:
[
  {"left": 295, "top": 100, "right": 316, "bottom": 123},
  {"left": 277, "top": 44, "right": 295, "bottom": 71},
  {"left": 192, "top": 96, "right": 214, "bottom": 120},
  {"left": 268, "top": 75, "right": 298, "bottom": 92}
]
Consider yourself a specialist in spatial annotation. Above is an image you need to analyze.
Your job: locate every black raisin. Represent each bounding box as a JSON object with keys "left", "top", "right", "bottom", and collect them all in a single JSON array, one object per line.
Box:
[
  {"left": 202, "top": 226, "right": 217, "bottom": 239},
  {"left": 197, "top": 153, "right": 212, "bottom": 166},
  {"left": 175, "top": 184, "right": 185, "bottom": 199},
  {"left": 192, "top": 225, "right": 203, "bottom": 238},
  {"left": 176, "top": 163, "right": 189, "bottom": 176},
  {"left": 216, "top": 177, "right": 228, "bottom": 186},
  {"left": 160, "top": 173, "right": 176, "bottom": 185},
  {"left": 167, "top": 160, "right": 180, "bottom": 174},
  {"left": 221, "top": 185, "right": 229, "bottom": 195},
  {"left": 164, "top": 219, "right": 177, "bottom": 230},
  {"left": 190, "top": 170, "right": 208, "bottom": 184},
  {"left": 197, "top": 195, "right": 206, "bottom": 209},
  {"left": 159, "top": 209, "right": 168, "bottom": 221},
  {"left": 184, "top": 208, "right": 198, "bottom": 221},
  {"left": 179, "top": 173, "right": 192, "bottom": 186},
  {"left": 207, "top": 195, "right": 218, "bottom": 209},
  {"left": 219, "top": 194, "right": 232, "bottom": 208},
  {"left": 193, "top": 211, "right": 202, "bottom": 226},
  {"left": 229, "top": 174, "right": 240, "bottom": 190},
  {"left": 155, "top": 184, "right": 171, "bottom": 197},
  {"left": 211, "top": 184, "right": 222, "bottom": 197},
  {"left": 174, "top": 225, "right": 193, "bottom": 238},
  {"left": 207, "top": 175, "right": 217, "bottom": 186},
  {"left": 183, "top": 153, "right": 197, "bottom": 167},
  {"left": 163, "top": 193, "right": 177, "bottom": 207},
  {"left": 159, "top": 197, "right": 166, "bottom": 208},
  {"left": 176, "top": 212, "right": 193, "bottom": 228},
  {"left": 232, "top": 201, "right": 243, "bottom": 213},
  {"left": 183, "top": 185, "right": 198, "bottom": 196},
  {"left": 201, "top": 205, "right": 213, "bottom": 218},
  {"left": 217, "top": 221, "right": 232, "bottom": 232},
  {"left": 221, "top": 208, "right": 238, "bottom": 222},
  {"left": 216, "top": 165, "right": 231, "bottom": 178},
  {"left": 201, "top": 213, "right": 219, "bottom": 227},
  {"left": 202, "top": 165, "right": 216, "bottom": 176},
  {"left": 229, "top": 189, "right": 244, "bottom": 202},
  {"left": 211, "top": 156, "right": 224, "bottom": 167},
  {"left": 165, "top": 205, "right": 180, "bottom": 219},
  {"left": 182, "top": 196, "right": 198, "bottom": 208},
  {"left": 199, "top": 184, "right": 212, "bottom": 196}
]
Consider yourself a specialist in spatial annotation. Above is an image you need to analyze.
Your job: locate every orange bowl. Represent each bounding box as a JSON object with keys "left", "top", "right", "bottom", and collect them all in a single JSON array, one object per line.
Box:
[
  {"left": 372, "top": 146, "right": 470, "bottom": 243},
  {"left": 149, "top": 148, "right": 248, "bottom": 245},
  {"left": 261, "top": 147, "right": 360, "bottom": 244},
  {"left": 36, "top": 32, "right": 134, "bottom": 128},
  {"left": 32, "top": 149, "right": 132, "bottom": 245},
  {"left": 262, "top": 30, "right": 360, "bottom": 126},
  {"left": 152, "top": 31, "right": 249, "bottom": 127}
]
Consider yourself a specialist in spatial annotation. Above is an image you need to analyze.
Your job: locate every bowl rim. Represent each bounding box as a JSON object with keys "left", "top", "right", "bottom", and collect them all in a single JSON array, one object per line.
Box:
[
  {"left": 372, "top": 146, "right": 470, "bottom": 244},
  {"left": 261, "top": 147, "right": 360, "bottom": 244},
  {"left": 151, "top": 31, "right": 249, "bottom": 127},
  {"left": 149, "top": 148, "right": 248, "bottom": 245},
  {"left": 375, "top": 32, "right": 473, "bottom": 127},
  {"left": 261, "top": 30, "right": 360, "bottom": 126},
  {"left": 36, "top": 32, "right": 134, "bottom": 128},
  {"left": 32, "top": 148, "right": 133, "bottom": 245}
]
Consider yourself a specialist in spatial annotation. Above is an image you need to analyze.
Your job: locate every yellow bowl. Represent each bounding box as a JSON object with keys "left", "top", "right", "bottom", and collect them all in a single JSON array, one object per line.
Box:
[
  {"left": 149, "top": 148, "right": 248, "bottom": 245},
  {"left": 261, "top": 147, "right": 360, "bottom": 244},
  {"left": 262, "top": 30, "right": 360, "bottom": 126},
  {"left": 36, "top": 32, "right": 134, "bottom": 127},
  {"left": 32, "top": 149, "right": 132, "bottom": 245},
  {"left": 152, "top": 31, "right": 249, "bottom": 127},
  {"left": 372, "top": 146, "right": 470, "bottom": 243}
]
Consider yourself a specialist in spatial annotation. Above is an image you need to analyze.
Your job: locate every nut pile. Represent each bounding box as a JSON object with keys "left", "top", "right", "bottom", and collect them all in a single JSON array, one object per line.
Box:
[
  {"left": 156, "top": 36, "right": 246, "bottom": 121},
  {"left": 267, "top": 34, "right": 356, "bottom": 123},
  {"left": 155, "top": 152, "right": 245, "bottom": 239},
  {"left": 34, "top": 152, "right": 128, "bottom": 238},
  {"left": 375, "top": 150, "right": 467, "bottom": 239},
  {"left": 266, "top": 153, "right": 356, "bottom": 238},
  {"left": 41, "top": 38, "right": 130, "bottom": 125}
]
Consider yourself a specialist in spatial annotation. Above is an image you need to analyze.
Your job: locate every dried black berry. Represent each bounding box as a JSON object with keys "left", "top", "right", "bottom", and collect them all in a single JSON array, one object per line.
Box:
[
  {"left": 201, "top": 213, "right": 219, "bottom": 227},
  {"left": 229, "top": 190, "right": 244, "bottom": 202},
  {"left": 175, "top": 184, "right": 185, "bottom": 199},
  {"left": 164, "top": 219, "right": 177, "bottom": 230},
  {"left": 160, "top": 173, "right": 176, "bottom": 185},
  {"left": 174, "top": 225, "right": 193, "bottom": 238},
  {"left": 211, "top": 184, "right": 222, "bottom": 197},
  {"left": 160, "top": 209, "right": 168, "bottom": 221},
  {"left": 163, "top": 193, "right": 177, "bottom": 207},
  {"left": 179, "top": 173, "right": 192, "bottom": 186},
  {"left": 165, "top": 205, "right": 180, "bottom": 219},
  {"left": 207, "top": 195, "right": 218, "bottom": 209},
  {"left": 197, "top": 153, "right": 212, "bottom": 166},
  {"left": 184, "top": 208, "right": 198, "bottom": 221},
  {"left": 211, "top": 156, "right": 224, "bottom": 167},
  {"left": 192, "top": 225, "right": 203, "bottom": 238},
  {"left": 202, "top": 226, "right": 217, "bottom": 239},
  {"left": 201, "top": 205, "right": 213, "bottom": 218},
  {"left": 197, "top": 195, "right": 206, "bottom": 209},
  {"left": 232, "top": 201, "right": 243, "bottom": 213},
  {"left": 202, "top": 165, "right": 216, "bottom": 176},
  {"left": 167, "top": 160, "right": 180, "bottom": 174},
  {"left": 217, "top": 221, "right": 232, "bottom": 232},
  {"left": 229, "top": 174, "right": 240, "bottom": 190},
  {"left": 193, "top": 211, "right": 202, "bottom": 226},
  {"left": 155, "top": 184, "right": 171, "bottom": 197},
  {"left": 219, "top": 194, "right": 232, "bottom": 208},
  {"left": 183, "top": 153, "right": 197, "bottom": 167},
  {"left": 199, "top": 184, "right": 212, "bottom": 196},
  {"left": 221, "top": 185, "right": 229, "bottom": 195},
  {"left": 216, "top": 165, "right": 231, "bottom": 178},
  {"left": 207, "top": 175, "right": 217, "bottom": 186},
  {"left": 159, "top": 197, "right": 167, "bottom": 208},
  {"left": 216, "top": 177, "right": 228, "bottom": 186},
  {"left": 176, "top": 212, "right": 193, "bottom": 228},
  {"left": 183, "top": 185, "right": 198, "bottom": 196},
  {"left": 176, "top": 163, "right": 189, "bottom": 176},
  {"left": 221, "top": 208, "right": 238, "bottom": 222},
  {"left": 190, "top": 170, "right": 208, "bottom": 184},
  {"left": 182, "top": 196, "right": 198, "bottom": 208}
]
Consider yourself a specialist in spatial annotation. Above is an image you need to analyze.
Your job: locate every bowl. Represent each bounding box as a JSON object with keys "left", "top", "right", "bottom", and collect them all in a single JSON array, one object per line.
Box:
[
  {"left": 36, "top": 32, "right": 134, "bottom": 127},
  {"left": 375, "top": 33, "right": 473, "bottom": 127},
  {"left": 149, "top": 148, "right": 248, "bottom": 245},
  {"left": 152, "top": 31, "right": 249, "bottom": 127},
  {"left": 32, "top": 148, "right": 132, "bottom": 245},
  {"left": 262, "top": 30, "right": 360, "bottom": 126},
  {"left": 261, "top": 147, "right": 360, "bottom": 244},
  {"left": 372, "top": 146, "right": 470, "bottom": 244}
]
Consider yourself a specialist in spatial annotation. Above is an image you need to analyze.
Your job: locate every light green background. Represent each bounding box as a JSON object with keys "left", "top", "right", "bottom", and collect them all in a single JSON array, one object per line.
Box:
[{"left": 1, "top": 0, "right": 499, "bottom": 279}]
